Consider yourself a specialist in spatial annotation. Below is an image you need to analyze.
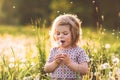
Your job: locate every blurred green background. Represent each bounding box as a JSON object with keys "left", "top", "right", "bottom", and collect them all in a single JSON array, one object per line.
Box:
[
  {"left": 0, "top": 0, "right": 120, "bottom": 29},
  {"left": 0, "top": 0, "right": 120, "bottom": 80}
]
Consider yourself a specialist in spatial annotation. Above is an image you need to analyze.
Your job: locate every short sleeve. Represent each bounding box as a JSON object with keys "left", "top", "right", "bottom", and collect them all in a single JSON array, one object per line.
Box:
[
  {"left": 77, "top": 48, "right": 90, "bottom": 64},
  {"left": 47, "top": 48, "right": 55, "bottom": 62}
]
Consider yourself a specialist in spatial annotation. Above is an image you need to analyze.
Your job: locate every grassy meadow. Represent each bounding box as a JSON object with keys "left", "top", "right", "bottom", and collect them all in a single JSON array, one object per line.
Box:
[{"left": 0, "top": 25, "right": 120, "bottom": 80}]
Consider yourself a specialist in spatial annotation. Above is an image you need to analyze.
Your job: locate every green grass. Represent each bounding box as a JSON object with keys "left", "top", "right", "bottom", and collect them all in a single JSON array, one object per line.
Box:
[
  {"left": 0, "top": 25, "right": 120, "bottom": 80},
  {"left": 0, "top": 25, "right": 36, "bottom": 36}
]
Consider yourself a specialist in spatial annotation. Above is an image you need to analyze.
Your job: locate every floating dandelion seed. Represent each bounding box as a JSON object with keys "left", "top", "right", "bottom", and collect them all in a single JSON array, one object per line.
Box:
[
  {"left": 57, "top": 11, "right": 60, "bottom": 13},
  {"left": 13, "top": 6, "right": 15, "bottom": 8},
  {"left": 101, "top": 15, "right": 104, "bottom": 21},
  {"left": 70, "top": 2, "right": 73, "bottom": 4},
  {"left": 95, "top": 7, "right": 99, "bottom": 13},
  {"left": 92, "top": 0, "right": 95, "bottom": 4}
]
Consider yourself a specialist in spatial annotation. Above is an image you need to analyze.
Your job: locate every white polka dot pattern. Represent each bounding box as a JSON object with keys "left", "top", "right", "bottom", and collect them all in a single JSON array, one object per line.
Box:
[{"left": 47, "top": 46, "right": 90, "bottom": 79}]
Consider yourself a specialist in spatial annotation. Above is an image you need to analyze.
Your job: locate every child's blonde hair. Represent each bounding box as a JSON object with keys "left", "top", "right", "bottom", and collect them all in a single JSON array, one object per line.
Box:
[{"left": 50, "top": 14, "right": 82, "bottom": 46}]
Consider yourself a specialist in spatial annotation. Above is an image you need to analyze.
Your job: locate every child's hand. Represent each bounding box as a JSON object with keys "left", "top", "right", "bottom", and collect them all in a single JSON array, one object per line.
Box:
[
  {"left": 60, "top": 54, "right": 71, "bottom": 65},
  {"left": 54, "top": 54, "right": 63, "bottom": 64}
]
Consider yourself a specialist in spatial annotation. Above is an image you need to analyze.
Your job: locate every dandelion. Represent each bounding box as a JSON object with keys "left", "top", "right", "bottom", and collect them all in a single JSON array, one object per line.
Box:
[
  {"left": 112, "top": 57, "right": 119, "bottom": 64},
  {"left": 105, "top": 43, "right": 111, "bottom": 49},
  {"left": 9, "top": 63, "right": 15, "bottom": 68},
  {"left": 100, "top": 63, "right": 110, "bottom": 70},
  {"left": 101, "top": 15, "right": 104, "bottom": 21}
]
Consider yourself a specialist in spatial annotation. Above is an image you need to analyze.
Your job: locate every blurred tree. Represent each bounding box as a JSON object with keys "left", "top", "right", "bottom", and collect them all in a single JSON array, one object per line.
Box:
[
  {"left": 50, "top": 0, "right": 70, "bottom": 22},
  {"left": 50, "top": 0, "right": 94, "bottom": 27},
  {"left": 2, "top": 0, "right": 51, "bottom": 26},
  {"left": 0, "top": 0, "right": 4, "bottom": 19},
  {"left": 68, "top": 0, "right": 94, "bottom": 26},
  {"left": 98, "top": 0, "right": 120, "bottom": 29},
  {"left": 1, "top": 0, "right": 119, "bottom": 29},
  {"left": 17, "top": 0, "right": 51, "bottom": 25},
  {"left": 1, "top": 0, "right": 19, "bottom": 25}
]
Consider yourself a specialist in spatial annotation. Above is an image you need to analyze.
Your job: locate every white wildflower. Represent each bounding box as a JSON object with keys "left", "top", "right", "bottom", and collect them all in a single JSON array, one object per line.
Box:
[
  {"left": 100, "top": 63, "right": 110, "bottom": 70},
  {"left": 105, "top": 43, "right": 111, "bottom": 49},
  {"left": 112, "top": 57, "right": 119, "bottom": 64},
  {"left": 9, "top": 63, "right": 15, "bottom": 68}
]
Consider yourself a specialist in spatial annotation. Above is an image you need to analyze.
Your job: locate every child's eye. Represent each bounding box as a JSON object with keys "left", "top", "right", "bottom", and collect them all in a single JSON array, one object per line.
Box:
[
  {"left": 56, "top": 32, "right": 60, "bottom": 35},
  {"left": 63, "top": 32, "right": 68, "bottom": 35}
]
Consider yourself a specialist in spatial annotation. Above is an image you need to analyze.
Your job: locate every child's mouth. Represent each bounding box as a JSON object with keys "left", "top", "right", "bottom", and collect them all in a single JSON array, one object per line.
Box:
[{"left": 60, "top": 40, "right": 65, "bottom": 44}]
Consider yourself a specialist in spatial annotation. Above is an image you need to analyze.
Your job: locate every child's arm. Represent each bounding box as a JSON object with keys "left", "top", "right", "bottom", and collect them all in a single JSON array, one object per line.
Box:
[
  {"left": 44, "top": 54, "right": 63, "bottom": 73},
  {"left": 61, "top": 54, "right": 89, "bottom": 75},
  {"left": 44, "top": 61, "right": 59, "bottom": 73},
  {"left": 67, "top": 61, "right": 89, "bottom": 75}
]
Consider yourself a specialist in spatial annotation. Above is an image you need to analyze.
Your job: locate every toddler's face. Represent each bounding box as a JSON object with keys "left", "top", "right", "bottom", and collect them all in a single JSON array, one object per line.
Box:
[{"left": 54, "top": 25, "right": 72, "bottom": 49}]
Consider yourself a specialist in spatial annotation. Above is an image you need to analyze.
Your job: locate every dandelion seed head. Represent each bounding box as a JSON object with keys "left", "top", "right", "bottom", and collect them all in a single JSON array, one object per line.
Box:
[
  {"left": 105, "top": 43, "right": 111, "bottom": 49},
  {"left": 100, "top": 63, "right": 110, "bottom": 70},
  {"left": 9, "top": 63, "right": 15, "bottom": 68},
  {"left": 112, "top": 57, "right": 119, "bottom": 64}
]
